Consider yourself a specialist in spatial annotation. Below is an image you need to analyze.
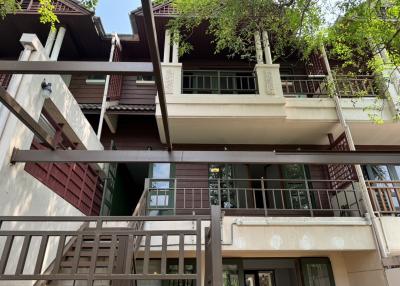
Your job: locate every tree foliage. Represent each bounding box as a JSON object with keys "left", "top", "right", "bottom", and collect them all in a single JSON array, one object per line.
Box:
[{"left": 166, "top": 0, "right": 400, "bottom": 69}]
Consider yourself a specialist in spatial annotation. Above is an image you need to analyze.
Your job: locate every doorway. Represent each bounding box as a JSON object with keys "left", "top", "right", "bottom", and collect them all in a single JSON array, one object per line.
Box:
[{"left": 245, "top": 270, "right": 276, "bottom": 286}]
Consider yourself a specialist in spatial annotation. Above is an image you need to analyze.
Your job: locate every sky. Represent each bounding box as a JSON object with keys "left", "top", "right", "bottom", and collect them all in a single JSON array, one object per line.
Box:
[{"left": 95, "top": 0, "right": 142, "bottom": 34}]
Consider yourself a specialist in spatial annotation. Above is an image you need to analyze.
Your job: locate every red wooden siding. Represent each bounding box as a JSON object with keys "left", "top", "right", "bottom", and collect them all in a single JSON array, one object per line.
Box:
[
  {"left": 108, "top": 45, "right": 123, "bottom": 101},
  {"left": 119, "top": 76, "right": 156, "bottom": 105},
  {"left": 24, "top": 112, "right": 103, "bottom": 215},
  {"left": 327, "top": 133, "right": 358, "bottom": 189},
  {"left": 69, "top": 75, "right": 156, "bottom": 105},
  {"left": 308, "top": 165, "right": 331, "bottom": 210},
  {"left": 175, "top": 163, "right": 210, "bottom": 214},
  {"left": 69, "top": 75, "right": 104, "bottom": 104},
  {"left": 306, "top": 52, "right": 327, "bottom": 75}
]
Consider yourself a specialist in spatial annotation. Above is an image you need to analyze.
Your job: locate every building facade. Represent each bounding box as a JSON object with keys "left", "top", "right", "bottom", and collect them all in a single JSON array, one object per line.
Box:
[{"left": 0, "top": 1, "right": 400, "bottom": 286}]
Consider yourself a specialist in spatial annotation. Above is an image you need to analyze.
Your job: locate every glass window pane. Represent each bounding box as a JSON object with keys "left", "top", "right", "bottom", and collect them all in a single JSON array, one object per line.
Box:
[{"left": 301, "top": 258, "right": 335, "bottom": 286}]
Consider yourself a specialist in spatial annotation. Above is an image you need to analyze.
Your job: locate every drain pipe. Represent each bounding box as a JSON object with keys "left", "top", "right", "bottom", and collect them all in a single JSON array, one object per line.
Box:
[
  {"left": 321, "top": 46, "right": 389, "bottom": 258},
  {"left": 97, "top": 34, "right": 117, "bottom": 139}
]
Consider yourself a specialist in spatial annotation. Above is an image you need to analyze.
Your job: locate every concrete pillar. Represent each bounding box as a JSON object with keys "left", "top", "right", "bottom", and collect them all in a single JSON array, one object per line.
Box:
[
  {"left": 262, "top": 31, "right": 273, "bottom": 64},
  {"left": 0, "top": 36, "right": 36, "bottom": 141},
  {"left": 44, "top": 28, "right": 57, "bottom": 57},
  {"left": 172, "top": 32, "right": 179, "bottom": 64},
  {"left": 254, "top": 31, "right": 264, "bottom": 64},
  {"left": 163, "top": 29, "right": 171, "bottom": 63},
  {"left": 50, "top": 26, "right": 66, "bottom": 61}
]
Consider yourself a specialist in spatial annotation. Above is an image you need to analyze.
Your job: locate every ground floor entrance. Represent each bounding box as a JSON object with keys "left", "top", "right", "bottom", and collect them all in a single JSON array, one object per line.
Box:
[{"left": 224, "top": 258, "right": 335, "bottom": 286}]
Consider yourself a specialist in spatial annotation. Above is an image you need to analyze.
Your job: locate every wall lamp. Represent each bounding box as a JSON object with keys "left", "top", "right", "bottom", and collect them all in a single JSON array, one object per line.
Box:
[{"left": 41, "top": 79, "right": 52, "bottom": 98}]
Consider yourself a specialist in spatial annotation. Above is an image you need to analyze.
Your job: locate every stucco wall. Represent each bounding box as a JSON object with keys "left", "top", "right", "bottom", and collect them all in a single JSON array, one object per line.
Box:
[
  {"left": 0, "top": 34, "right": 103, "bottom": 285},
  {"left": 343, "top": 251, "right": 387, "bottom": 286}
]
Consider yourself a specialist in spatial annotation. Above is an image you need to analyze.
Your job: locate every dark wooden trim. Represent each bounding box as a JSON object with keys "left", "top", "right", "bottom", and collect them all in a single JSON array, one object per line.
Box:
[
  {"left": 0, "top": 61, "right": 153, "bottom": 75},
  {"left": 0, "top": 87, "right": 55, "bottom": 149},
  {"left": 141, "top": 0, "right": 172, "bottom": 150},
  {"left": 11, "top": 149, "right": 400, "bottom": 164}
]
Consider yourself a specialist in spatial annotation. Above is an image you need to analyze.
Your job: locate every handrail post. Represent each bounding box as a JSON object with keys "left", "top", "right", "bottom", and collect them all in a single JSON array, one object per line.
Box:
[
  {"left": 174, "top": 178, "right": 177, "bottom": 215},
  {"left": 217, "top": 178, "right": 221, "bottom": 208},
  {"left": 261, "top": 177, "right": 268, "bottom": 217},
  {"left": 205, "top": 205, "right": 223, "bottom": 286}
]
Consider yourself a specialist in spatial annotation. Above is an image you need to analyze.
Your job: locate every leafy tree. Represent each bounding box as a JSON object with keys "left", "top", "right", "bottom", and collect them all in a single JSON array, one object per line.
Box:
[
  {"left": 165, "top": 0, "right": 399, "bottom": 123},
  {"left": 166, "top": 0, "right": 399, "bottom": 69}
]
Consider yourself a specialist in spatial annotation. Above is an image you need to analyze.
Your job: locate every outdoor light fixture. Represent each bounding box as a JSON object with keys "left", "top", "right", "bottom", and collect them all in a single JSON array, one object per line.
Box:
[{"left": 41, "top": 79, "right": 52, "bottom": 98}]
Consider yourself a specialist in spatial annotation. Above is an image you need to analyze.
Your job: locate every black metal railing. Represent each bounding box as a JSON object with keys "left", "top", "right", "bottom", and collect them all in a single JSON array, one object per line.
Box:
[
  {"left": 0, "top": 215, "right": 213, "bottom": 284},
  {"left": 182, "top": 70, "right": 258, "bottom": 94},
  {"left": 145, "top": 178, "right": 363, "bottom": 217},
  {"left": 281, "top": 75, "right": 329, "bottom": 98}
]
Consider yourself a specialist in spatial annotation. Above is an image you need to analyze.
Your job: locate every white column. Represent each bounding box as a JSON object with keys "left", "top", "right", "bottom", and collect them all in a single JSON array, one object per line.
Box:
[
  {"left": 44, "top": 28, "right": 57, "bottom": 57},
  {"left": 97, "top": 35, "right": 117, "bottom": 139},
  {"left": 163, "top": 29, "right": 171, "bottom": 63},
  {"left": 254, "top": 31, "right": 264, "bottom": 64},
  {"left": 262, "top": 31, "right": 273, "bottom": 64},
  {"left": 0, "top": 43, "right": 34, "bottom": 141},
  {"left": 172, "top": 32, "right": 179, "bottom": 64},
  {"left": 50, "top": 26, "right": 66, "bottom": 61}
]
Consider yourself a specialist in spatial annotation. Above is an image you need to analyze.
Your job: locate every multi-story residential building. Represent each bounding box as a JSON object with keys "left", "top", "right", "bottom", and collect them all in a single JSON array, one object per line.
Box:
[{"left": 0, "top": 1, "right": 400, "bottom": 286}]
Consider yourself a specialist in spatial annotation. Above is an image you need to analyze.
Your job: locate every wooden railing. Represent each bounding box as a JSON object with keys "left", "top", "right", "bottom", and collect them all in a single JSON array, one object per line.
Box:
[
  {"left": 0, "top": 214, "right": 214, "bottom": 284},
  {"left": 145, "top": 178, "right": 363, "bottom": 217},
  {"left": 366, "top": 180, "right": 400, "bottom": 215}
]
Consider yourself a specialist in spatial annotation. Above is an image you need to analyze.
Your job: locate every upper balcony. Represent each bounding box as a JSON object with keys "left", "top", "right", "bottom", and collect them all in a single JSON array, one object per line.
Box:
[{"left": 157, "top": 34, "right": 400, "bottom": 146}]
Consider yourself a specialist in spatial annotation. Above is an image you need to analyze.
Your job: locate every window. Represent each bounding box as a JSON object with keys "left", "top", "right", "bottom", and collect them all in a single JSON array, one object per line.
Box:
[
  {"left": 86, "top": 75, "right": 106, "bottom": 85},
  {"left": 137, "top": 75, "right": 156, "bottom": 84},
  {"left": 301, "top": 258, "right": 335, "bottom": 286},
  {"left": 148, "top": 163, "right": 174, "bottom": 215},
  {"left": 223, "top": 264, "right": 240, "bottom": 286}
]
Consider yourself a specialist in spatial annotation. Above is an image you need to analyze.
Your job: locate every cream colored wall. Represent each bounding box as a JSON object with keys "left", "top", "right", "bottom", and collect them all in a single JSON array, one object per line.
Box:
[
  {"left": 221, "top": 217, "right": 376, "bottom": 252},
  {"left": 385, "top": 268, "right": 400, "bottom": 286},
  {"left": 376, "top": 217, "right": 400, "bottom": 256},
  {"left": 343, "top": 251, "right": 387, "bottom": 286},
  {"left": 0, "top": 34, "right": 103, "bottom": 285}
]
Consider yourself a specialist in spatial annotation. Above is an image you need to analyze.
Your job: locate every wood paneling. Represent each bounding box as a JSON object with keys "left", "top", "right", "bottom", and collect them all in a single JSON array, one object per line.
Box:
[
  {"left": 175, "top": 163, "right": 210, "bottom": 214},
  {"left": 101, "top": 115, "right": 164, "bottom": 150},
  {"left": 119, "top": 76, "right": 156, "bottom": 105},
  {"left": 69, "top": 75, "right": 104, "bottom": 104},
  {"left": 308, "top": 164, "right": 331, "bottom": 210}
]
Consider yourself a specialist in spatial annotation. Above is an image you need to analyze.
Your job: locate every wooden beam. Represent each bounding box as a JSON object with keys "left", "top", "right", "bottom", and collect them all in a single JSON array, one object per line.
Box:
[
  {"left": 141, "top": 0, "right": 172, "bottom": 151},
  {"left": 10, "top": 149, "right": 400, "bottom": 164},
  {"left": 0, "top": 87, "right": 55, "bottom": 149},
  {"left": 0, "top": 61, "right": 153, "bottom": 75}
]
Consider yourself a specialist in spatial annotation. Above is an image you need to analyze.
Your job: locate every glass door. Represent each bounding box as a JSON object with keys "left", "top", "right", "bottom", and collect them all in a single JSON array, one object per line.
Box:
[
  {"left": 244, "top": 271, "right": 275, "bottom": 286},
  {"left": 281, "top": 164, "right": 313, "bottom": 210}
]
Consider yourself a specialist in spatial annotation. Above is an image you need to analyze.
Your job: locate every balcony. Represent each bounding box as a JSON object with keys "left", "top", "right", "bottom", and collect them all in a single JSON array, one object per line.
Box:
[
  {"left": 141, "top": 178, "right": 363, "bottom": 217},
  {"left": 182, "top": 70, "right": 258, "bottom": 94},
  {"left": 158, "top": 63, "right": 398, "bottom": 145}
]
